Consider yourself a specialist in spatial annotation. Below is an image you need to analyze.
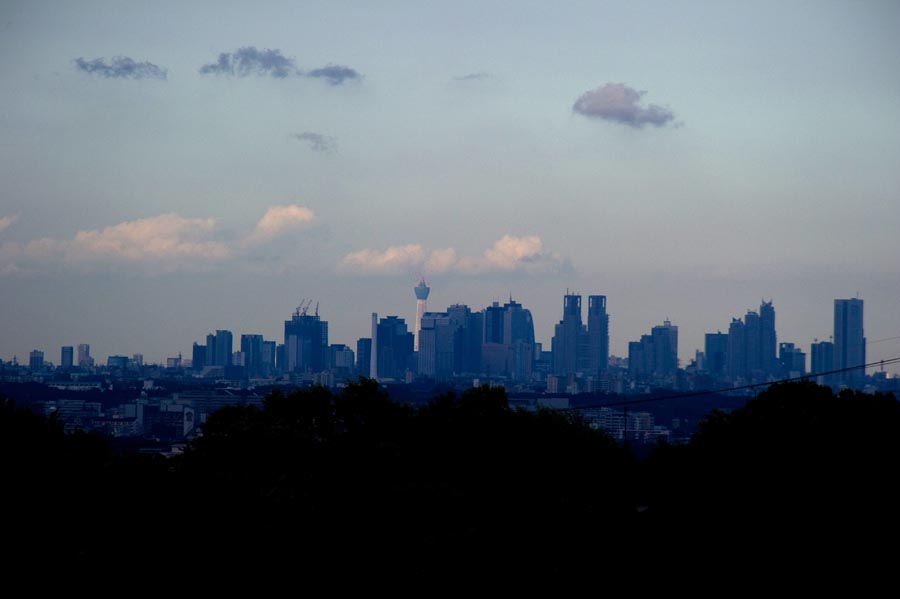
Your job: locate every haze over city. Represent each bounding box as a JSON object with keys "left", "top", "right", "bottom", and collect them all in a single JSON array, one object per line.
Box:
[{"left": 1, "top": 1, "right": 899, "bottom": 367}]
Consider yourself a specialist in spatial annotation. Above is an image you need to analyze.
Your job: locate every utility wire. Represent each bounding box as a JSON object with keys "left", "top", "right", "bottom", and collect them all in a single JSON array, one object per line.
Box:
[{"left": 563, "top": 356, "right": 900, "bottom": 411}]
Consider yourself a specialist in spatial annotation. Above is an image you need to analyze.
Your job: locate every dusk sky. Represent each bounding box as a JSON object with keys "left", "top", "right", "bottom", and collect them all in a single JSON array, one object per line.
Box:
[{"left": 2, "top": 1, "right": 899, "bottom": 369}]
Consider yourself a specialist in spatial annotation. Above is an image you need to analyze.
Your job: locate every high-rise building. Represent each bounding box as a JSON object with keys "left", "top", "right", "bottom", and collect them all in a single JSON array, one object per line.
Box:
[
  {"left": 413, "top": 278, "right": 430, "bottom": 352},
  {"left": 77, "top": 343, "right": 93, "bottom": 368},
  {"left": 418, "top": 311, "right": 455, "bottom": 379},
  {"left": 214, "top": 330, "right": 233, "bottom": 367},
  {"left": 29, "top": 350, "right": 44, "bottom": 371},
  {"left": 759, "top": 300, "right": 777, "bottom": 377},
  {"left": 727, "top": 318, "right": 747, "bottom": 382},
  {"left": 587, "top": 295, "right": 609, "bottom": 375},
  {"left": 834, "top": 298, "right": 865, "bottom": 388},
  {"left": 60, "top": 346, "right": 74, "bottom": 370},
  {"left": 241, "top": 334, "right": 264, "bottom": 377},
  {"left": 778, "top": 342, "right": 806, "bottom": 377},
  {"left": 810, "top": 340, "right": 834, "bottom": 386},
  {"left": 261, "top": 341, "right": 276, "bottom": 376},
  {"left": 480, "top": 299, "right": 535, "bottom": 380},
  {"left": 552, "top": 294, "right": 585, "bottom": 377},
  {"left": 650, "top": 320, "right": 678, "bottom": 378},
  {"left": 192, "top": 342, "right": 206, "bottom": 371},
  {"left": 356, "top": 338, "right": 372, "bottom": 378},
  {"left": 704, "top": 332, "right": 728, "bottom": 377},
  {"left": 284, "top": 305, "right": 328, "bottom": 374},
  {"left": 447, "top": 304, "right": 482, "bottom": 375},
  {"left": 372, "top": 315, "right": 414, "bottom": 381}
]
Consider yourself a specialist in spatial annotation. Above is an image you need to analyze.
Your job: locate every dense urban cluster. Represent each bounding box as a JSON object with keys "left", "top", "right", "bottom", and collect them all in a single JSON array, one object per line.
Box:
[{"left": 2, "top": 282, "right": 895, "bottom": 447}]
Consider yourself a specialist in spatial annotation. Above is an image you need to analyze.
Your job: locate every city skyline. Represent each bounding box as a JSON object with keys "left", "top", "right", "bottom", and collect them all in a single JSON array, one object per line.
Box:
[{"left": 1, "top": 2, "right": 899, "bottom": 367}]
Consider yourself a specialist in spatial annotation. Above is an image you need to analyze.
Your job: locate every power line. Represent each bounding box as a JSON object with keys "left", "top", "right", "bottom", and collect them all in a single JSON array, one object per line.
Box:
[{"left": 564, "top": 356, "right": 900, "bottom": 411}]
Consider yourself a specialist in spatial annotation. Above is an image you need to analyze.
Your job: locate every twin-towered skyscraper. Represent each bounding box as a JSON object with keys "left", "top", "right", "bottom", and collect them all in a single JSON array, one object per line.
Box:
[{"left": 551, "top": 293, "right": 609, "bottom": 378}]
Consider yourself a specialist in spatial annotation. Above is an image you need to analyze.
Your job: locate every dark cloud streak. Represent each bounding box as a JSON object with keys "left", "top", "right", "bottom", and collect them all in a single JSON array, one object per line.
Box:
[
  {"left": 305, "top": 65, "right": 361, "bottom": 85},
  {"left": 454, "top": 72, "right": 491, "bottom": 81},
  {"left": 199, "top": 47, "right": 297, "bottom": 78},
  {"left": 573, "top": 83, "right": 675, "bottom": 128},
  {"left": 292, "top": 132, "right": 337, "bottom": 153},
  {"left": 73, "top": 56, "right": 167, "bottom": 80}
]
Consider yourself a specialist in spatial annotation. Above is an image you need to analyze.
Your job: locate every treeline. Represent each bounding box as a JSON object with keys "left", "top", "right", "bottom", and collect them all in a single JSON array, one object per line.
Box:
[{"left": 4, "top": 380, "right": 900, "bottom": 577}]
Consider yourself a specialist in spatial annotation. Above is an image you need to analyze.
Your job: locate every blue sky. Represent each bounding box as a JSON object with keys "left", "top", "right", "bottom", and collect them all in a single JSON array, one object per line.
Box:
[{"left": 1, "top": 1, "right": 899, "bottom": 367}]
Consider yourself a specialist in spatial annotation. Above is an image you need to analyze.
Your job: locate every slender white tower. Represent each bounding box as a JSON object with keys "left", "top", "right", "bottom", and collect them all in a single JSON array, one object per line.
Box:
[{"left": 413, "top": 278, "right": 430, "bottom": 352}]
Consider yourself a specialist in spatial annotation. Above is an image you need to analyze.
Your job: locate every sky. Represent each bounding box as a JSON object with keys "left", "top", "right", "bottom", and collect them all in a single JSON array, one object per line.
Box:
[{"left": 1, "top": 1, "right": 899, "bottom": 370}]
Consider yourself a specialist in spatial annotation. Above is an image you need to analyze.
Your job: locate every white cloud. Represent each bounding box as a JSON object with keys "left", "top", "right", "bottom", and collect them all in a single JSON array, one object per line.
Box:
[
  {"left": 339, "top": 244, "right": 427, "bottom": 274},
  {"left": 339, "top": 235, "right": 567, "bottom": 276},
  {"left": 0, "top": 214, "right": 18, "bottom": 233},
  {"left": 243, "top": 204, "right": 316, "bottom": 247},
  {"left": 69, "top": 214, "right": 230, "bottom": 264}
]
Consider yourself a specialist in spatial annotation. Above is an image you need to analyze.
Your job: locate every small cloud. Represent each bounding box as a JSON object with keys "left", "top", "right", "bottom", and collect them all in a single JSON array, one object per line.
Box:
[
  {"left": 454, "top": 72, "right": 491, "bottom": 81},
  {"left": 573, "top": 82, "right": 675, "bottom": 128},
  {"left": 244, "top": 205, "right": 316, "bottom": 247},
  {"left": 199, "top": 47, "right": 298, "bottom": 78},
  {"left": 73, "top": 56, "right": 167, "bottom": 80},
  {"left": 0, "top": 214, "right": 18, "bottom": 233},
  {"left": 339, "top": 245, "right": 427, "bottom": 275},
  {"left": 292, "top": 132, "right": 336, "bottom": 153},
  {"left": 305, "top": 64, "right": 361, "bottom": 85},
  {"left": 340, "top": 235, "right": 568, "bottom": 276}
]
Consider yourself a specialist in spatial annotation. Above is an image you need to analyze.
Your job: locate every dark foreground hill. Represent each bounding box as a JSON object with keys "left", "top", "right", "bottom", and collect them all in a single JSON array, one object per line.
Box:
[{"left": 4, "top": 380, "right": 899, "bottom": 581}]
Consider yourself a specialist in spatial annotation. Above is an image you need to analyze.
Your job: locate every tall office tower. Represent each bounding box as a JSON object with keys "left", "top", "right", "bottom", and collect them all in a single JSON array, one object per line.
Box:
[
  {"left": 650, "top": 320, "right": 678, "bottom": 377},
  {"left": 779, "top": 342, "right": 806, "bottom": 376},
  {"left": 241, "top": 334, "right": 264, "bottom": 377},
  {"left": 810, "top": 340, "right": 834, "bottom": 386},
  {"left": 373, "top": 315, "right": 414, "bottom": 381},
  {"left": 504, "top": 298, "right": 536, "bottom": 381},
  {"left": 329, "top": 344, "right": 355, "bottom": 379},
  {"left": 29, "top": 350, "right": 44, "bottom": 371},
  {"left": 704, "top": 332, "right": 728, "bottom": 377},
  {"left": 284, "top": 305, "right": 328, "bottom": 374},
  {"left": 743, "top": 310, "right": 761, "bottom": 375},
  {"left": 60, "top": 346, "right": 74, "bottom": 370},
  {"left": 759, "top": 300, "right": 777, "bottom": 377},
  {"left": 552, "top": 293, "right": 586, "bottom": 377},
  {"left": 370, "top": 313, "right": 379, "bottom": 381},
  {"left": 77, "top": 343, "right": 93, "bottom": 368},
  {"left": 418, "top": 311, "right": 455, "bottom": 379},
  {"left": 206, "top": 334, "right": 216, "bottom": 367},
  {"left": 413, "top": 278, "right": 430, "bottom": 352},
  {"left": 192, "top": 342, "right": 206, "bottom": 371},
  {"left": 588, "top": 295, "right": 610, "bottom": 375},
  {"left": 447, "top": 304, "right": 483, "bottom": 375},
  {"left": 834, "top": 298, "right": 865, "bottom": 388},
  {"left": 727, "top": 318, "right": 747, "bottom": 382},
  {"left": 261, "top": 341, "right": 276, "bottom": 376},
  {"left": 356, "top": 338, "right": 372, "bottom": 378},
  {"left": 214, "top": 330, "right": 234, "bottom": 367}
]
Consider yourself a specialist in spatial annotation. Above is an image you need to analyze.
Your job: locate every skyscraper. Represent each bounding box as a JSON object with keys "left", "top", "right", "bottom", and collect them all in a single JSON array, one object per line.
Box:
[
  {"left": 60, "top": 346, "right": 74, "bottom": 370},
  {"left": 704, "top": 332, "right": 728, "bottom": 377},
  {"left": 413, "top": 278, "right": 430, "bottom": 352},
  {"left": 587, "top": 295, "right": 610, "bottom": 375},
  {"left": 834, "top": 298, "right": 865, "bottom": 388},
  {"left": 241, "top": 334, "right": 264, "bottom": 377},
  {"left": 214, "top": 330, "right": 233, "bottom": 367},
  {"left": 29, "top": 350, "right": 44, "bottom": 371},
  {"left": 284, "top": 305, "right": 328, "bottom": 374},
  {"left": 650, "top": 320, "right": 678, "bottom": 378},
  {"left": 551, "top": 294, "right": 584, "bottom": 377},
  {"left": 810, "top": 340, "right": 834, "bottom": 386},
  {"left": 77, "top": 343, "right": 93, "bottom": 368},
  {"left": 759, "top": 300, "right": 777, "bottom": 377},
  {"left": 356, "top": 338, "right": 372, "bottom": 378},
  {"left": 372, "top": 315, "right": 414, "bottom": 381}
]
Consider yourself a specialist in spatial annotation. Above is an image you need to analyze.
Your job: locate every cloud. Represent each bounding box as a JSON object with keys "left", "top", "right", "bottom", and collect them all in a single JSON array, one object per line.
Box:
[
  {"left": 305, "top": 64, "right": 361, "bottom": 85},
  {"left": 199, "top": 47, "right": 298, "bottom": 78},
  {"left": 573, "top": 83, "right": 675, "bottom": 128},
  {"left": 454, "top": 72, "right": 492, "bottom": 81},
  {"left": 340, "top": 245, "right": 427, "bottom": 275},
  {"left": 339, "top": 235, "right": 568, "bottom": 276},
  {"left": 292, "top": 132, "right": 336, "bottom": 153},
  {"left": 244, "top": 205, "right": 316, "bottom": 247},
  {"left": 0, "top": 206, "right": 321, "bottom": 276},
  {"left": 69, "top": 214, "right": 231, "bottom": 264},
  {"left": 73, "top": 56, "right": 167, "bottom": 80},
  {"left": 0, "top": 214, "right": 17, "bottom": 233}
]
